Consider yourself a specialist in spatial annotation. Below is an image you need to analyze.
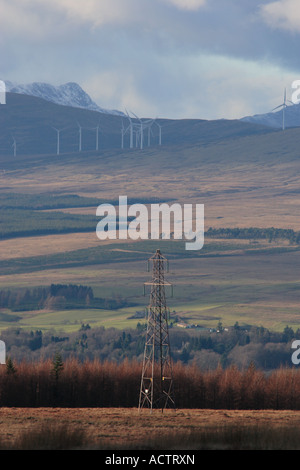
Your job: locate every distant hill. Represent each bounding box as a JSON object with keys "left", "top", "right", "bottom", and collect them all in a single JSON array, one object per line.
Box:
[
  {"left": 0, "top": 92, "right": 275, "bottom": 157},
  {"left": 241, "top": 102, "right": 300, "bottom": 129},
  {"left": 5, "top": 81, "right": 123, "bottom": 116}
]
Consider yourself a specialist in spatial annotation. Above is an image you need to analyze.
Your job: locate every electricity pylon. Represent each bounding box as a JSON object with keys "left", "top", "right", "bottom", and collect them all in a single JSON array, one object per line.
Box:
[{"left": 138, "top": 249, "right": 175, "bottom": 412}]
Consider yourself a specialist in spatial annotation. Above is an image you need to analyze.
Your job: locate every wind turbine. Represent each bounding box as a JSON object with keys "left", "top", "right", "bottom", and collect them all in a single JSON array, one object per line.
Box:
[
  {"left": 92, "top": 122, "right": 100, "bottom": 151},
  {"left": 123, "top": 110, "right": 158, "bottom": 149},
  {"left": 52, "top": 127, "right": 64, "bottom": 155},
  {"left": 125, "top": 109, "right": 134, "bottom": 148},
  {"left": 153, "top": 120, "right": 162, "bottom": 145},
  {"left": 272, "top": 88, "right": 293, "bottom": 131},
  {"left": 11, "top": 135, "right": 17, "bottom": 157},
  {"left": 147, "top": 125, "right": 151, "bottom": 147},
  {"left": 121, "top": 119, "right": 125, "bottom": 149},
  {"left": 77, "top": 121, "right": 83, "bottom": 152},
  {"left": 131, "top": 111, "right": 144, "bottom": 149},
  {"left": 144, "top": 118, "right": 155, "bottom": 147},
  {"left": 96, "top": 125, "right": 100, "bottom": 151}
]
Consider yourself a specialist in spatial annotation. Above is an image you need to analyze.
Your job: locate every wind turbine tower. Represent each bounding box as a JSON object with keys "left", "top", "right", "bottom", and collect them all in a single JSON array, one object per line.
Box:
[
  {"left": 52, "top": 127, "right": 61, "bottom": 155},
  {"left": 77, "top": 122, "right": 82, "bottom": 152},
  {"left": 131, "top": 112, "right": 144, "bottom": 150},
  {"left": 272, "top": 88, "right": 293, "bottom": 131},
  {"left": 140, "top": 119, "right": 143, "bottom": 150},
  {"left": 121, "top": 119, "right": 125, "bottom": 149},
  {"left": 96, "top": 126, "right": 99, "bottom": 151},
  {"left": 156, "top": 122, "right": 162, "bottom": 145},
  {"left": 12, "top": 136, "right": 17, "bottom": 157},
  {"left": 147, "top": 125, "right": 152, "bottom": 147},
  {"left": 94, "top": 123, "right": 100, "bottom": 151},
  {"left": 125, "top": 110, "right": 134, "bottom": 148}
]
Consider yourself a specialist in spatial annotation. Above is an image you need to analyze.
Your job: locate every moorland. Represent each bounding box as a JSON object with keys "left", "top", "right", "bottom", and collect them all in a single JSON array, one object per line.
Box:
[
  {"left": 2, "top": 93, "right": 300, "bottom": 449},
  {"left": 1, "top": 97, "right": 300, "bottom": 344}
]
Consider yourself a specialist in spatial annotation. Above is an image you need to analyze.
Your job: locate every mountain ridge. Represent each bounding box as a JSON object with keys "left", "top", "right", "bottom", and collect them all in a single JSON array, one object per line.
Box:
[
  {"left": 4, "top": 79, "right": 300, "bottom": 131},
  {"left": 0, "top": 91, "right": 275, "bottom": 156},
  {"left": 4, "top": 80, "right": 124, "bottom": 117}
]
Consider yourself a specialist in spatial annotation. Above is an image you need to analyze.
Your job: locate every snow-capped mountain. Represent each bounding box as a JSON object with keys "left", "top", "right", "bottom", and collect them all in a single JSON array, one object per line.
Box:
[
  {"left": 241, "top": 102, "right": 300, "bottom": 129},
  {"left": 5, "top": 80, "right": 123, "bottom": 116}
]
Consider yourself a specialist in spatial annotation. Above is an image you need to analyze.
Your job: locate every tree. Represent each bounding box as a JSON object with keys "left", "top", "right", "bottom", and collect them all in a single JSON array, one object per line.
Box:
[
  {"left": 283, "top": 325, "right": 294, "bottom": 342},
  {"left": 6, "top": 356, "right": 16, "bottom": 375},
  {"left": 217, "top": 321, "right": 224, "bottom": 333},
  {"left": 52, "top": 352, "right": 64, "bottom": 381}
]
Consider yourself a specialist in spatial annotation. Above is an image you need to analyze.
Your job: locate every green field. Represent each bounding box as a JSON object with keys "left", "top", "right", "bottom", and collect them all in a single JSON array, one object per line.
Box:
[{"left": 1, "top": 236, "right": 300, "bottom": 333}]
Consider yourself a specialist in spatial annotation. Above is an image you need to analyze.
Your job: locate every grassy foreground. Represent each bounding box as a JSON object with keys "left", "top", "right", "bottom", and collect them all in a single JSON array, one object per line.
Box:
[{"left": 1, "top": 407, "right": 300, "bottom": 450}]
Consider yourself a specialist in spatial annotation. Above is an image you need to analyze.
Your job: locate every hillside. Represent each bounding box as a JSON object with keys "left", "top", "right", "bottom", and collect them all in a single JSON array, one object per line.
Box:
[
  {"left": 0, "top": 92, "right": 274, "bottom": 157},
  {"left": 1, "top": 91, "right": 300, "bottom": 346},
  {"left": 0, "top": 105, "right": 299, "bottom": 231},
  {"left": 242, "top": 102, "right": 300, "bottom": 129}
]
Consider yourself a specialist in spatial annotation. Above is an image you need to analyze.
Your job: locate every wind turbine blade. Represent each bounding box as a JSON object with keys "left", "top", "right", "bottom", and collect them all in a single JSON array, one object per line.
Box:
[
  {"left": 130, "top": 111, "right": 140, "bottom": 121},
  {"left": 272, "top": 104, "right": 284, "bottom": 111},
  {"left": 125, "top": 109, "right": 132, "bottom": 119},
  {"left": 125, "top": 109, "right": 132, "bottom": 124}
]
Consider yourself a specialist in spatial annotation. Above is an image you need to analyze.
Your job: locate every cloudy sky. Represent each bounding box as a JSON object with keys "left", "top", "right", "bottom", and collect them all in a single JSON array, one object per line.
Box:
[{"left": 1, "top": 0, "right": 300, "bottom": 120}]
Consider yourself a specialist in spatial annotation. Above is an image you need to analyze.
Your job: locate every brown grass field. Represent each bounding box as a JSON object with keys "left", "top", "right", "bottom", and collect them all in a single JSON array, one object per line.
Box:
[
  {"left": 1, "top": 407, "right": 300, "bottom": 450},
  {"left": 2, "top": 135, "right": 300, "bottom": 231}
]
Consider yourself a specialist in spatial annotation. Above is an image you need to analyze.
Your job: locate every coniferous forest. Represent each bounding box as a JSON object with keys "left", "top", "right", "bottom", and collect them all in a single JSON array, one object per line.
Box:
[{"left": 1, "top": 356, "right": 300, "bottom": 410}]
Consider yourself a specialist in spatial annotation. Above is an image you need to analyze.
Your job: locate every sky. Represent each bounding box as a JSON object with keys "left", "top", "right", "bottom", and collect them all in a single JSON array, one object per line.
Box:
[{"left": 1, "top": 0, "right": 300, "bottom": 120}]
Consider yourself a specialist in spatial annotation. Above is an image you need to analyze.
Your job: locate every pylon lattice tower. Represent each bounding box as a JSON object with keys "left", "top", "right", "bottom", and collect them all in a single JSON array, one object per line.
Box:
[{"left": 139, "top": 249, "right": 175, "bottom": 412}]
